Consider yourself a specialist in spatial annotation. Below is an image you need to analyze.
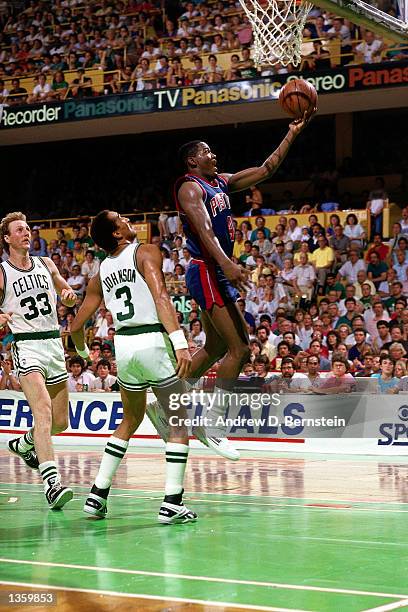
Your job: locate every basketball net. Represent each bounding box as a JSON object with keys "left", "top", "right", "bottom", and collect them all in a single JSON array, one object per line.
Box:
[{"left": 239, "top": 0, "right": 313, "bottom": 67}]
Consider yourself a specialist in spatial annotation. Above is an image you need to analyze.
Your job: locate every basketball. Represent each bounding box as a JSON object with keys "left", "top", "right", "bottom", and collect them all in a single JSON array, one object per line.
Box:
[{"left": 279, "top": 79, "right": 318, "bottom": 119}]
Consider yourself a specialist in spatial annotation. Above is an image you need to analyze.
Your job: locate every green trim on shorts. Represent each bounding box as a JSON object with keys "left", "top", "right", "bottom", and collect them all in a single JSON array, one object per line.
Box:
[
  {"left": 116, "top": 324, "right": 165, "bottom": 336},
  {"left": 162, "top": 332, "right": 177, "bottom": 370},
  {"left": 13, "top": 330, "right": 60, "bottom": 342}
]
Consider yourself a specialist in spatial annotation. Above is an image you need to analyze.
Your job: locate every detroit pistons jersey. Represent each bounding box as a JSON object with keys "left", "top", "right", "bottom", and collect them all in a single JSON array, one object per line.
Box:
[
  {"left": 0, "top": 257, "right": 59, "bottom": 334},
  {"left": 174, "top": 174, "right": 235, "bottom": 260},
  {"left": 100, "top": 242, "right": 161, "bottom": 331}
]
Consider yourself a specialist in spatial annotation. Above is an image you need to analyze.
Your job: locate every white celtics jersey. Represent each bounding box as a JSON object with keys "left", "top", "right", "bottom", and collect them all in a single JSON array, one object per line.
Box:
[
  {"left": 100, "top": 242, "right": 160, "bottom": 331},
  {"left": 0, "top": 256, "right": 59, "bottom": 334}
]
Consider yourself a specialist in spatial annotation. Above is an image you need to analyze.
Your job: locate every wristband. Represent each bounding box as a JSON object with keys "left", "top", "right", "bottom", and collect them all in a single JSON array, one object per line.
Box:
[
  {"left": 169, "top": 329, "right": 188, "bottom": 350},
  {"left": 76, "top": 344, "right": 90, "bottom": 359}
]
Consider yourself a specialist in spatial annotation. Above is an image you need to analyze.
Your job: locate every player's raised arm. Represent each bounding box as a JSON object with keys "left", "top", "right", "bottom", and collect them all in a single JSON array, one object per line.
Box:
[
  {"left": 178, "top": 181, "right": 250, "bottom": 291},
  {"left": 224, "top": 112, "right": 316, "bottom": 193},
  {"left": 138, "top": 244, "right": 191, "bottom": 378},
  {"left": 42, "top": 256, "right": 77, "bottom": 307},
  {"left": 71, "top": 274, "right": 103, "bottom": 357}
]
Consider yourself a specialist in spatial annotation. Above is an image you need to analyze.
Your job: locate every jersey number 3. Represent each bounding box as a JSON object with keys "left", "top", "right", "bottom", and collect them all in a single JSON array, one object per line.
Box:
[
  {"left": 115, "top": 286, "right": 135, "bottom": 321},
  {"left": 21, "top": 293, "right": 52, "bottom": 321}
]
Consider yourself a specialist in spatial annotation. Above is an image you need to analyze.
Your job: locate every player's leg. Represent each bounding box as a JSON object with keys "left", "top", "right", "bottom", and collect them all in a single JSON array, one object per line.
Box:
[
  {"left": 48, "top": 381, "right": 69, "bottom": 435},
  {"left": 154, "top": 380, "right": 197, "bottom": 524},
  {"left": 190, "top": 302, "right": 249, "bottom": 458},
  {"left": 16, "top": 373, "right": 72, "bottom": 509},
  {"left": 8, "top": 339, "right": 68, "bottom": 468},
  {"left": 84, "top": 387, "right": 146, "bottom": 519},
  {"left": 188, "top": 310, "right": 228, "bottom": 378},
  {"left": 145, "top": 312, "right": 226, "bottom": 443},
  {"left": 146, "top": 307, "right": 247, "bottom": 460},
  {"left": 197, "top": 303, "right": 249, "bottom": 384}
]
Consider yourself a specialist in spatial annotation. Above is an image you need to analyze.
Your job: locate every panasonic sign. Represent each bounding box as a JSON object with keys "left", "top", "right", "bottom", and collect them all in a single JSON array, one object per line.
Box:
[{"left": 0, "top": 104, "right": 62, "bottom": 127}]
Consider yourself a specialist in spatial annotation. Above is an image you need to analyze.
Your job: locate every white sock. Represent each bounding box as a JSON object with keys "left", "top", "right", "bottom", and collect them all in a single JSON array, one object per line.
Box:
[
  {"left": 165, "top": 442, "right": 189, "bottom": 496},
  {"left": 211, "top": 386, "right": 231, "bottom": 418},
  {"left": 94, "top": 436, "right": 128, "bottom": 490},
  {"left": 17, "top": 429, "right": 34, "bottom": 453},
  {"left": 39, "top": 461, "right": 60, "bottom": 490}
]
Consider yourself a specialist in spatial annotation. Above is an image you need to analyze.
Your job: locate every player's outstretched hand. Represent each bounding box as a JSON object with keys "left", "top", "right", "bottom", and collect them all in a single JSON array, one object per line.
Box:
[
  {"left": 289, "top": 108, "right": 317, "bottom": 135},
  {"left": 61, "top": 288, "right": 77, "bottom": 307},
  {"left": 223, "top": 262, "right": 252, "bottom": 292},
  {"left": 175, "top": 348, "right": 192, "bottom": 379},
  {"left": 0, "top": 312, "right": 12, "bottom": 329}
]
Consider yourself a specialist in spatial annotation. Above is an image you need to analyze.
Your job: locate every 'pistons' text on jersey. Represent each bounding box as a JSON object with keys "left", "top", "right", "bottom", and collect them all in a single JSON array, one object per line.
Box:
[{"left": 174, "top": 174, "right": 235, "bottom": 260}]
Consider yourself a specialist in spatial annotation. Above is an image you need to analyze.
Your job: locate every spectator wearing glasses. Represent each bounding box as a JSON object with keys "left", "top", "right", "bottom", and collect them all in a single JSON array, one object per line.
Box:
[
  {"left": 308, "top": 339, "right": 331, "bottom": 371},
  {"left": 313, "top": 354, "right": 355, "bottom": 394},
  {"left": 272, "top": 357, "right": 309, "bottom": 393}
]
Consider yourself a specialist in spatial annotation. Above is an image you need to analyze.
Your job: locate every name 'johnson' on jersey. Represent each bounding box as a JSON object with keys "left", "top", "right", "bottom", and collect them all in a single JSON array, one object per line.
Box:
[{"left": 99, "top": 242, "right": 161, "bottom": 331}]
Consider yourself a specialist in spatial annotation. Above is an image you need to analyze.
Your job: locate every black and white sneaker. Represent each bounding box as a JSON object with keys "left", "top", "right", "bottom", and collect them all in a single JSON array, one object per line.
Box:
[
  {"left": 158, "top": 501, "right": 198, "bottom": 524},
  {"left": 8, "top": 438, "right": 39, "bottom": 470},
  {"left": 158, "top": 491, "right": 197, "bottom": 525},
  {"left": 45, "top": 481, "right": 73, "bottom": 510},
  {"left": 84, "top": 486, "right": 109, "bottom": 519},
  {"left": 193, "top": 427, "right": 240, "bottom": 461}
]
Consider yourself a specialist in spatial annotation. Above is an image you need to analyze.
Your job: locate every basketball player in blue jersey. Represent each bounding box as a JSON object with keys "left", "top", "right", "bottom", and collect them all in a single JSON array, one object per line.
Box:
[{"left": 169, "top": 113, "right": 315, "bottom": 459}]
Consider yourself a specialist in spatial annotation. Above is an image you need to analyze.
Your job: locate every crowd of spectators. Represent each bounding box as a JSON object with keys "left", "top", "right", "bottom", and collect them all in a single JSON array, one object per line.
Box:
[
  {"left": 2, "top": 194, "right": 408, "bottom": 394},
  {"left": 0, "top": 0, "right": 406, "bottom": 106}
]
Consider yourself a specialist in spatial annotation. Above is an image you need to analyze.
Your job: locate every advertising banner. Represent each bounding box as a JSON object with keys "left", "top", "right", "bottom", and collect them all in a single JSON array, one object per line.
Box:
[
  {"left": 0, "top": 390, "right": 407, "bottom": 455},
  {"left": 1, "top": 60, "right": 407, "bottom": 130}
]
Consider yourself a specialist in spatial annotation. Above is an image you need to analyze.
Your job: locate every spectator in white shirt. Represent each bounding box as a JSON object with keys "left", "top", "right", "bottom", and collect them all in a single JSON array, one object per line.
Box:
[
  {"left": 355, "top": 31, "right": 384, "bottom": 63},
  {"left": 189, "top": 318, "right": 206, "bottom": 348},
  {"left": 364, "top": 299, "right": 390, "bottom": 339},
  {"left": 293, "top": 253, "right": 316, "bottom": 301},
  {"left": 286, "top": 217, "right": 303, "bottom": 244},
  {"left": 67, "top": 264, "right": 86, "bottom": 296},
  {"left": 325, "top": 17, "right": 352, "bottom": 65},
  {"left": 67, "top": 356, "right": 96, "bottom": 392},
  {"left": 81, "top": 249, "right": 100, "bottom": 283},
  {"left": 257, "top": 288, "right": 279, "bottom": 324},
  {"left": 94, "top": 311, "right": 114, "bottom": 340},
  {"left": 393, "top": 249, "right": 408, "bottom": 282},
  {"left": 338, "top": 250, "right": 366, "bottom": 283},
  {"left": 29, "top": 73, "right": 51, "bottom": 102},
  {"left": 93, "top": 359, "right": 117, "bottom": 391}
]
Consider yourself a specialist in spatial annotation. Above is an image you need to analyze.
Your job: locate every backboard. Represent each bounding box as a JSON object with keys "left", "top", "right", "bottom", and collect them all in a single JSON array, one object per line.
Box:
[{"left": 315, "top": 0, "right": 408, "bottom": 42}]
